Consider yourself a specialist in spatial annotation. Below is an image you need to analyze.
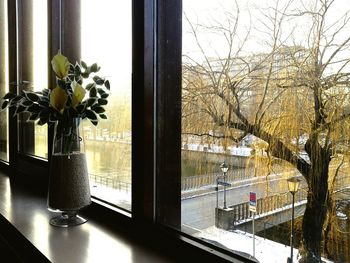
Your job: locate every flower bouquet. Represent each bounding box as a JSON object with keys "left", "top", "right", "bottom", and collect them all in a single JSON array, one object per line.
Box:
[
  {"left": 1, "top": 52, "right": 110, "bottom": 154},
  {"left": 1, "top": 52, "right": 111, "bottom": 226}
]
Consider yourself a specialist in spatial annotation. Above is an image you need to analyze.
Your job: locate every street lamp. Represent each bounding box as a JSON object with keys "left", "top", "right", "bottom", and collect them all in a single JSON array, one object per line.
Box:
[
  {"left": 220, "top": 161, "right": 229, "bottom": 209},
  {"left": 287, "top": 177, "right": 301, "bottom": 263},
  {"left": 215, "top": 175, "right": 220, "bottom": 209}
]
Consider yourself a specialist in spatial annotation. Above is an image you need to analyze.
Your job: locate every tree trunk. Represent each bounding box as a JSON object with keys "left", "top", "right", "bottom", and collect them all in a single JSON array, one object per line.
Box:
[{"left": 300, "top": 151, "right": 330, "bottom": 263}]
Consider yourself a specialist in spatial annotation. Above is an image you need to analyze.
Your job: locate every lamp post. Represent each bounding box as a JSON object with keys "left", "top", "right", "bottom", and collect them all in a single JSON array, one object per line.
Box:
[
  {"left": 287, "top": 177, "right": 301, "bottom": 263},
  {"left": 220, "top": 161, "right": 229, "bottom": 209},
  {"left": 216, "top": 176, "right": 219, "bottom": 209}
]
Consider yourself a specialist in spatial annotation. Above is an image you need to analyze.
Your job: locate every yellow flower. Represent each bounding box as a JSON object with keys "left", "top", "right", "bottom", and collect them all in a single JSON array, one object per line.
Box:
[
  {"left": 50, "top": 86, "right": 68, "bottom": 113},
  {"left": 71, "top": 81, "right": 86, "bottom": 108},
  {"left": 51, "top": 51, "right": 70, "bottom": 79}
]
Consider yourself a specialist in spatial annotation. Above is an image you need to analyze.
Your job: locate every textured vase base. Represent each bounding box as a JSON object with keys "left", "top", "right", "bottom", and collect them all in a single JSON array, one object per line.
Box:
[{"left": 50, "top": 212, "right": 87, "bottom": 227}]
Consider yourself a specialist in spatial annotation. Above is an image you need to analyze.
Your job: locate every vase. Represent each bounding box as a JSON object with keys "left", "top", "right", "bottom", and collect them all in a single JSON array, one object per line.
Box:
[{"left": 47, "top": 118, "right": 91, "bottom": 227}]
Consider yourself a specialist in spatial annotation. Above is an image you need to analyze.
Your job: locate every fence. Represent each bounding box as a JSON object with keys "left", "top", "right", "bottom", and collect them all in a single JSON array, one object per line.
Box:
[
  {"left": 181, "top": 165, "right": 286, "bottom": 191},
  {"left": 230, "top": 188, "right": 308, "bottom": 222},
  {"left": 181, "top": 169, "right": 256, "bottom": 191},
  {"left": 89, "top": 172, "right": 348, "bottom": 200},
  {"left": 89, "top": 173, "right": 131, "bottom": 193}
]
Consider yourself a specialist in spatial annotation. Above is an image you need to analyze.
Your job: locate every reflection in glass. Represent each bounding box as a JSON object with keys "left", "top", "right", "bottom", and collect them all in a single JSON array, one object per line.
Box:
[
  {"left": 0, "top": 0, "right": 8, "bottom": 161},
  {"left": 81, "top": 0, "right": 132, "bottom": 210},
  {"left": 17, "top": 0, "right": 48, "bottom": 159}
]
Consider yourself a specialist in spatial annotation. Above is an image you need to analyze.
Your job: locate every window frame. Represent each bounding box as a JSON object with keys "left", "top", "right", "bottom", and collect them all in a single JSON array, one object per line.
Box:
[{"left": 0, "top": 0, "right": 257, "bottom": 261}]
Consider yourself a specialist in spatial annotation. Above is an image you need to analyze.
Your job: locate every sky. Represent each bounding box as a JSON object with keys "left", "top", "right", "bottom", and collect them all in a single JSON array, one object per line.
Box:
[
  {"left": 31, "top": 0, "right": 350, "bottom": 90},
  {"left": 81, "top": 0, "right": 132, "bottom": 97},
  {"left": 183, "top": 0, "right": 350, "bottom": 73},
  {"left": 32, "top": 0, "right": 132, "bottom": 97},
  {"left": 27, "top": 0, "right": 350, "bottom": 97}
]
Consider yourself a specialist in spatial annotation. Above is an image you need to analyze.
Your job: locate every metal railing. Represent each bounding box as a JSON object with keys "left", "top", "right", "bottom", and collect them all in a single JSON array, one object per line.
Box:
[
  {"left": 181, "top": 170, "right": 256, "bottom": 191},
  {"left": 181, "top": 165, "right": 286, "bottom": 191},
  {"left": 230, "top": 188, "right": 308, "bottom": 222},
  {"left": 89, "top": 173, "right": 131, "bottom": 193}
]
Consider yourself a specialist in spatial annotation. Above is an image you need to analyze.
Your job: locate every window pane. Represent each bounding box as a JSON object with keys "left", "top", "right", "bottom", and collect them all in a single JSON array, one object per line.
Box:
[
  {"left": 0, "top": 0, "right": 8, "bottom": 161},
  {"left": 182, "top": 0, "right": 350, "bottom": 262},
  {"left": 17, "top": 0, "right": 48, "bottom": 159},
  {"left": 81, "top": 0, "right": 132, "bottom": 210},
  {"left": 33, "top": 0, "right": 48, "bottom": 158}
]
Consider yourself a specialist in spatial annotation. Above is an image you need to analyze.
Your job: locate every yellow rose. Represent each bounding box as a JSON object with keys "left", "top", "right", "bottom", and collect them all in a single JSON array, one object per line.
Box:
[
  {"left": 50, "top": 86, "right": 68, "bottom": 113},
  {"left": 51, "top": 52, "right": 70, "bottom": 79},
  {"left": 71, "top": 81, "right": 86, "bottom": 108}
]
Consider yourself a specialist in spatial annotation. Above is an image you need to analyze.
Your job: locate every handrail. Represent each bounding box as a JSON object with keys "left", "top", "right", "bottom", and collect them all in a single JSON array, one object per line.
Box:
[{"left": 230, "top": 188, "right": 308, "bottom": 222}]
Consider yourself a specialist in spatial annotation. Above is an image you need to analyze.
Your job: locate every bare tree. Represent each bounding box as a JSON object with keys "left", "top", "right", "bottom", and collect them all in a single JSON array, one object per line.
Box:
[{"left": 182, "top": 0, "right": 350, "bottom": 261}]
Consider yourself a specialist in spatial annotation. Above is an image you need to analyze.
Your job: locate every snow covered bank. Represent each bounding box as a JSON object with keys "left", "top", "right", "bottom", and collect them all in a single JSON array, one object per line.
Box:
[{"left": 193, "top": 226, "right": 333, "bottom": 263}]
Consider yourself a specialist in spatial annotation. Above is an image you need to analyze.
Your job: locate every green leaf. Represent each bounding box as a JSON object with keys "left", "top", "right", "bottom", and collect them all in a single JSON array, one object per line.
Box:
[
  {"left": 82, "top": 72, "right": 89, "bottom": 78},
  {"left": 90, "top": 63, "right": 100, "bottom": 73},
  {"left": 81, "top": 61, "right": 88, "bottom": 69},
  {"left": 97, "top": 98, "right": 108, "bottom": 105},
  {"left": 75, "top": 63, "right": 81, "bottom": 75},
  {"left": 104, "top": 80, "right": 110, "bottom": 90},
  {"left": 21, "top": 100, "right": 33, "bottom": 107},
  {"left": 74, "top": 75, "right": 81, "bottom": 82},
  {"left": 3, "top": 93, "right": 16, "bottom": 100},
  {"left": 90, "top": 119, "right": 98, "bottom": 126},
  {"left": 1, "top": 100, "right": 9, "bottom": 110},
  {"left": 11, "top": 95, "right": 24, "bottom": 104},
  {"left": 25, "top": 92, "right": 40, "bottom": 102},
  {"left": 87, "top": 98, "right": 96, "bottom": 107},
  {"left": 101, "top": 93, "right": 109, "bottom": 99},
  {"left": 86, "top": 83, "right": 95, "bottom": 91},
  {"left": 89, "top": 87, "right": 97, "bottom": 97},
  {"left": 97, "top": 88, "right": 106, "bottom": 96},
  {"left": 28, "top": 104, "right": 42, "bottom": 113},
  {"left": 15, "top": 105, "right": 27, "bottom": 115},
  {"left": 99, "top": 114, "right": 107, "bottom": 119},
  {"left": 92, "top": 106, "right": 105, "bottom": 114},
  {"left": 75, "top": 103, "right": 86, "bottom": 113},
  {"left": 85, "top": 109, "right": 97, "bottom": 121},
  {"left": 93, "top": 76, "right": 104, "bottom": 85}
]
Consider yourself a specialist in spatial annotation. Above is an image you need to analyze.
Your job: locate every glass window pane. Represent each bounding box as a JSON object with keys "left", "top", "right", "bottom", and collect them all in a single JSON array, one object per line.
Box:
[
  {"left": 81, "top": 0, "right": 132, "bottom": 210},
  {"left": 17, "top": 0, "right": 48, "bottom": 159},
  {"left": 33, "top": 0, "right": 48, "bottom": 158},
  {"left": 182, "top": 0, "right": 350, "bottom": 262},
  {"left": 0, "top": 0, "right": 8, "bottom": 161}
]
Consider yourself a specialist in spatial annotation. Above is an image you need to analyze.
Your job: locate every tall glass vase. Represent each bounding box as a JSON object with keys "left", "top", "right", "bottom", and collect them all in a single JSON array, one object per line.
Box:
[{"left": 48, "top": 118, "right": 91, "bottom": 227}]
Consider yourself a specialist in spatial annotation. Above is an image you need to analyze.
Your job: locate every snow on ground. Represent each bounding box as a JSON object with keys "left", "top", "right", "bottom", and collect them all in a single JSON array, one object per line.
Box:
[
  {"left": 90, "top": 183, "right": 131, "bottom": 210},
  {"left": 193, "top": 226, "right": 333, "bottom": 263},
  {"left": 184, "top": 143, "right": 252, "bottom": 156}
]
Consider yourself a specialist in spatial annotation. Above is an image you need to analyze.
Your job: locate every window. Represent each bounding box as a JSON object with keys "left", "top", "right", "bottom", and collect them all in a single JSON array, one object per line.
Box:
[
  {"left": 17, "top": 0, "right": 48, "bottom": 159},
  {"left": 81, "top": 0, "right": 132, "bottom": 210},
  {"left": 8, "top": 0, "right": 350, "bottom": 262},
  {"left": 178, "top": 0, "right": 350, "bottom": 262},
  {"left": 0, "top": 0, "right": 8, "bottom": 162}
]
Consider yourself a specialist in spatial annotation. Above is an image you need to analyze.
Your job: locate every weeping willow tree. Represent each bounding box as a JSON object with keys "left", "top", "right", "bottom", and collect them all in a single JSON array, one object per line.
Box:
[{"left": 182, "top": 0, "right": 350, "bottom": 261}]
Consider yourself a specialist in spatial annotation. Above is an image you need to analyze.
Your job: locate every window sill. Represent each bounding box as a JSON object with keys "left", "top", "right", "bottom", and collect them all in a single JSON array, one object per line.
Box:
[
  {"left": 0, "top": 168, "right": 254, "bottom": 263},
  {"left": 0, "top": 170, "right": 172, "bottom": 262}
]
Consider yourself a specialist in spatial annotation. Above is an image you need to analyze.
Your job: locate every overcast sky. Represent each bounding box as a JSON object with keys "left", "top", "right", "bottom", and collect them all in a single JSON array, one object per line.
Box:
[
  {"left": 32, "top": 0, "right": 350, "bottom": 91},
  {"left": 183, "top": 0, "right": 350, "bottom": 72}
]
